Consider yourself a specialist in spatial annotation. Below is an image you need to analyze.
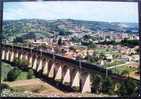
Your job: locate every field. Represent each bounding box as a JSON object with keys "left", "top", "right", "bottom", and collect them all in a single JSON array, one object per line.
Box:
[
  {"left": 95, "top": 48, "right": 120, "bottom": 56},
  {"left": 111, "top": 65, "right": 137, "bottom": 75},
  {"left": 105, "top": 60, "right": 125, "bottom": 67}
]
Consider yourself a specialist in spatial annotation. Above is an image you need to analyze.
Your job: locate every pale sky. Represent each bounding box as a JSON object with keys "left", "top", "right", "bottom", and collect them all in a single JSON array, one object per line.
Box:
[{"left": 3, "top": 1, "right": 139, "bottom": 23}]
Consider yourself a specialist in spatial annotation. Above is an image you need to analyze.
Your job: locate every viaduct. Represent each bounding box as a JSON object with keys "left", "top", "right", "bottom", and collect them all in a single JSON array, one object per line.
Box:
[{"left": 0, "top": 43, "right": 130, "bottom": 93}]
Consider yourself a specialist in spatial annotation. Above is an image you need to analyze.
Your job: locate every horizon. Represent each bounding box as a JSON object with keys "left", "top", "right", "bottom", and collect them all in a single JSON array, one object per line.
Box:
[
  {"left": 3, "top": 18, "right": 138, "bottom": 24},
  {"left": 3, "top": 1, "right": 138, "bottom": 23}
]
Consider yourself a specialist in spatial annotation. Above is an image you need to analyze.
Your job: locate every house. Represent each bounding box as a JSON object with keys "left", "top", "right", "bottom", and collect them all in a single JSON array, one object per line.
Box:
[
  {"left": 120, "top": 55, "right": 130, "bottom": 61},
  {"left": 105, "top": 54, "right": 113, "bottom": 60},
  {"left": 132, "top": 55, "right": 139, "bottom": 62},
  {"left": 128, "top": 63, "right": 139, "bottom": 69},
  {"left": 100, "top": 60, "right": 105, "bottom": 65}
]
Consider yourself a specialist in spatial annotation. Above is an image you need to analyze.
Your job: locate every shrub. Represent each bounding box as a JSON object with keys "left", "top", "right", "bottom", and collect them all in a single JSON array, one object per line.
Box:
[
  {"left": 7, "top": 67, "right": 21, "bottom": 81},
  {"left": 91, "top": 74, "right": 103, "bottom": 94},
  {"left": 118, "top": 79, "right": 138, "bottom": 96},
  {"left": 14, "top": 58, "right": 29, "bottom": 70},
  {"left": 27, "top": 69, "right": 35, "bottom": 79},
  {"left": 102, "top": 77, "right": 114, "bottom": 95}
]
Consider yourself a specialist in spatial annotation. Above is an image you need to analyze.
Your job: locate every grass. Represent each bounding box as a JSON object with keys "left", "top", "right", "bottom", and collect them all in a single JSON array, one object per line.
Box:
[
  {"left": 105, "top": 60, "right": 125, "bottom": 67},
  {"left": 95, "top": 47, "right": 122, "bottom": 57},
  {"left": 16, "top": 72, "right": 28, "bottom": 80},
  {"left": 1, "top": 62, "right": 13, "bottom": 81},
  {"left": 111, "top": 65, "right": 137, "bottom": 75}
]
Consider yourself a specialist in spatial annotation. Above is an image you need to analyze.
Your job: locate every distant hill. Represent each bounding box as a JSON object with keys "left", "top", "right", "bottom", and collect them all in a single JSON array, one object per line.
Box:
[{"left": 2, "top": 19, "right": 138, "bottom": 41}]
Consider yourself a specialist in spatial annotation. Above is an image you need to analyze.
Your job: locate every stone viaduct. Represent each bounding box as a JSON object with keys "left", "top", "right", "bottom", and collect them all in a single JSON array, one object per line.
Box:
[{"left": 1, "top": 44, "right": 124, "bottom": 93}]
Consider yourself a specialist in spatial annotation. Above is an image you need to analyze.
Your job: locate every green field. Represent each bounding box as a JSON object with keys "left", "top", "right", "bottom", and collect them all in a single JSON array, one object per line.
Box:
[
  {"left": 105, "top": 60, "right": 125, "bottom": 67},
  {"left": 95, "top": 48, "right": 119, "bottom": 55},
  {"left": 111, "top": 65, "right": 137, "bottom": 75}
]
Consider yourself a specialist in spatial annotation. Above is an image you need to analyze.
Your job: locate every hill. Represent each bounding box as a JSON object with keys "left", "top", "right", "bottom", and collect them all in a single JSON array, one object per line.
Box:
[{"left": 2, "top": 19, "right": 138, "bottom": 41}]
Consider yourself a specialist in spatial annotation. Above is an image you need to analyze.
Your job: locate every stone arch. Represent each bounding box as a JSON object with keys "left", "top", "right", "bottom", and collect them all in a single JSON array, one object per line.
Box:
[
  {"left": 32, "top": 54, "right": 38, "bottom": 70},
  {"left": 42, "top": 59, "right": 49, "bottom": 75},
  {"left": 1, "top": 49, "right": 6, "bottom": 60},
  {"left": 37, "top": 57, "right": 44, "bottom": 72},
  {"left": 5, "top": 49, "right": 9, "bottom": 61},
  {"left": 70, "top": 67, "right": 80, "bottom": 90},
  {"left": 81, "top": 71, "right": 92, "bottom": 93},
  {"left": 54, "top": 62, "right": 63, "bottom": 82},
  {"left": 62, "top": 65, "right": 71, "bottom": 85},
  {"left": 48, "top": 59, "right": 55, "bottom": 78}
]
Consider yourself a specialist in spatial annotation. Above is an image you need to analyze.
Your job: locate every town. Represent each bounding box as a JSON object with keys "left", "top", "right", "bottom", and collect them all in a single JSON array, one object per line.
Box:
[{"left": 15, "top": 31, "right": 139, "bottom": 80}]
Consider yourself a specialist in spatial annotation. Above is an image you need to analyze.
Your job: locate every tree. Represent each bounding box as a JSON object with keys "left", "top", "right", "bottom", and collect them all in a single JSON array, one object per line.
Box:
[
  {"left": 99, "top": 53, "right": 106, "bottom": 60},
  {"left": 102, "top": 77, "right": 114, "bottom": 94},
  {"left": 118, "top": 79, "right": 137, "bottom": 96},
  {"left": 83, "top": 35, "right": 91, "bottom": 40},
  {"left": 13, "top": 37, "right": 24, "bottom": 43},
  {"left": 58, "top": 37, "right": 62, "bottom": 46},
  {"left": 71, "top": 36, "right": 80, "bottom": 43},
  {"left": 121, "top": 70, "right": 129, "bottom": 77},
  {"left": 88, "top": 41, "right": 96, "bottom": 48},
  {"left": 7, "top": 67, "right": 21, "bottom": 81},
  {"left": 14, "top": 58, "right": 28, "bottom": 70},
  {"left": 92, "top": 74, "right": 103, "bottom": 94},
  {"left": 118, "top": 81, "right": 127, "bottom": 96},
  {"left": 27, "top": 69, "right": 35, "bottom": 79}
]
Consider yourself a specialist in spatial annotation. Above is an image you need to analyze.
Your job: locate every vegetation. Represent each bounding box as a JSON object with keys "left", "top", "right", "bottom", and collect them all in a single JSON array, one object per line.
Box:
[
  {"left": 27, "top": 69, "right": 35, "bottom": 79},
  {"left": 98, "top": 40, "right": 117, "bottom": 45},
  {"left": 3, "top": 19, "right": 138, "bottom": 42},
  {"left": 58, "top": 29, "right": 72, "bottom": 36},
  {"left": 13, "top": 37, "right": 24, "bottom": 43},
  {"left": 118, "top": 79, "right": 138, "bottom": 96},
  {"left": 98, "top": 39, "right": 139, "bottom": 47},
  {"left": 71, "top": 36, "right": 80, "bottom": 43},
  {"left": 121, "top": 69, "right": 130, "bottom": 77},
  {"left": 102, "top": 77, "right": 114, "bottom": 95},
  {"left": 111, "top": 65, "right": 137, "bottom": 75},
  {"left": 91, "top": 74, "right": 103, "bottom": 94},
  {"left": 120, "top": 39, "right": 139, "bottom": 47},
  {"left": 1, "top": 62, "right": 13, "bottom": 81},
  {"left": 105, "top": 60, "right": 125, "bottom": 67},
  {"left": 7, "top": 67, "right": 22, "bottom": 81},
  {"left": 14, "top": 58, "right": 29, "bottom": 70},
  {"left": 1, "top": 61, "right": 36, "bottom": 82},
  {"left": 91, "top": 73, "right": 138, "bottom": 96},
  {"left": 58, "top": 37, "right": 63, "bottom": 46}
]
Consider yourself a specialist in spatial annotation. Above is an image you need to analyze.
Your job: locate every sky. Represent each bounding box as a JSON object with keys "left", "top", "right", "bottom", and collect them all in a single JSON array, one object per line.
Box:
[{"left": 3, "top": 1, "right": 139, "bottom": 23}]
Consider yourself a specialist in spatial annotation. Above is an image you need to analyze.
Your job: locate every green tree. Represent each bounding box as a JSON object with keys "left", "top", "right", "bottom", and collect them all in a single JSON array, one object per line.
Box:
[
  {"left": 13, "top": 37, "right": 24, "bottom": 43},
  {"left": 121, "top": 70, "right": 129, "bottom": 77},
  {"left": 58, "top": 37, "right": 62, "bottom": 46},
  {"left": 27, "top": 69, "right": 35, "bottom": 79},
  {"left": 88, "top": 41, "right": 96, "bottom": 48},
  {"left": 92, "top": 74, "right": 103, "bottom": 94},
  {"left": 99, "top": 53, "right": 106, "bottom": 60},
  {"left": 71, "top": 36, "right": 80, "bottom": 43},
  {"left": 7, "top": 67, "right": 21, "bottom": 81},
  {"left": 102, "top": 77, "right": 114, "bottom": 95},
  {"left": 14, "top": 58, "right": 28, "bottom": 70},
  {"left": 118, "top": 79, "right": 137, "bottom": 96},
  {"left": 14, "top": 58, "right": 22, "bottom": 66}
]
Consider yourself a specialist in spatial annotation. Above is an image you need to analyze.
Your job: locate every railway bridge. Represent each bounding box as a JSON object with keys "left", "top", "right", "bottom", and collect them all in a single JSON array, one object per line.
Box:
[{"left": 1, "top": 44, "right": 120, "bottom": 93}]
